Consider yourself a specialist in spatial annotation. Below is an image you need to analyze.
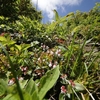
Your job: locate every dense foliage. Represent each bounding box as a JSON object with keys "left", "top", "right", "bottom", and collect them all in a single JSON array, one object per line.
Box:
[
  {"left": 0, "top": 2, "right": 100, "bottom": 100},
  {"left": 0, "top": 0, "right": 42, "bottom": 21}
]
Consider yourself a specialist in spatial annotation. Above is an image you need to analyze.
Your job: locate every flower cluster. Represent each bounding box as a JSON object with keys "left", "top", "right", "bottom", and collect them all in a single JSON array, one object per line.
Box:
[
  {"left": 41, "top": 43, "right": 49, "bottom": 51},
  {"left": 60, "top": 74, "right": 75, "bottom": 94},
  {"left": 60, "top": 85, "right": 67, "bottom": 93},
  {"left": 55, "top": 49, "right": 61, "bottom": 57},
  {"left": 46, "top": 48, "right": 62, "bottom": 57},
  {"left": 69, "top": 80, "right": 75, "bottom": 87},
  {"left": 60, "top": 74, "right": 67, "bottom": 80},
  {"left": 20, "top": 66, "right": 28, "bottom": 75},
  {"left": 8, "top": 77, "right": 23, "bottom": 86},
  {"left": 34, "top": 68, "right": 45, "bottom": 77},
  {"left": 8, "top": 78, "right": 15, "bottom": 85},
  {"left": 48, "top": 61, "right": 58, "bottom": 68},
  {"left": 47, "top": 49, "right": 54, "bottom": 55}
]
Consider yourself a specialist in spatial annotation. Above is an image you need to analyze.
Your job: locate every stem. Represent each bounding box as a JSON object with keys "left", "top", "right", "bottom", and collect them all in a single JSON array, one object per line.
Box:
[
  {"left": 82, "top": 85, "right": 95, "bottom": 100},
  {"left": 72, "top": 88, "right": 81, "bottom": 100}
]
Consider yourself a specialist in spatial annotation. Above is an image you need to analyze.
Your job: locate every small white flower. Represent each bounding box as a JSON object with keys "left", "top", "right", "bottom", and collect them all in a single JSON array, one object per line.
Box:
[
  {"left": 24, "top": 67, "right": 28, "bottom": 71},
  {"left": 58, "top": 53, "right": 61, "bottom": 57},
  {"left": 49, "top": 62, "right": 52, "bottom": 67},
  {"left": 46, "top": 46, "right": 49, "bottom": 50},
  {"left": 38, "top": 58, "right": 41, "bottom": 61},
  {"left": 54, "top": 61, "right": 58, "bottom": 65},
  {"left": 46, "top": 35, "right": 48, "bottom": 38},
  {"left": 20, "top": 66, "right": 24, "bottom": 71},
  {"left": 19, "top": 77, "right": 24, "bottom": 81},
  {"left": 58, "top": 49, "right": 61, "bottom": 52},
  {"left": 53, "top": 64, "right": 56, "bottom": 68},
  {"left": 37, "top": 72, "right": 41, "bottom": 75},
  {"left": 55, "top": 49, "right": 61, "bottom": 56},
  {"left": 47, "top": 50, "right": 50, "bottom": 54},
  {"left": 55, "top": 50, "right": 59, "bottom": 55},
  {"left": 53, "top": 61, "right": 58, "bottom": 68},
  {"left": 8, "top": 79, "right": 15, "bottom": 86},
  {"left": 43, "top": 59, "right": 45, "bottom": 62},
  {"left": 43, "top": 45, "right": 46, "bottom": 48},
  {"left": 50, "top": 50, "right": 54, "bottom": 55},
  {"left": 24, "top": 72, "right": 27, "bottom": 75}
]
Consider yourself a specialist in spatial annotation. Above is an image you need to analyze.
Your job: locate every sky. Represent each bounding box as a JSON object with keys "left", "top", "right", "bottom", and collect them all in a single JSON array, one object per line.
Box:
[{"left": 31, "top": 0, "right": 100, "bottom": 23}]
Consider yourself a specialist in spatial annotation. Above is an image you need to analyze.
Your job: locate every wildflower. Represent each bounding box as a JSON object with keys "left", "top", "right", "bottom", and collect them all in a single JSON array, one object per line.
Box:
[
  {"left": 50, "top": 50, "right": 54, "bottom": 55},
  {"left": 55, "top": 49, "right": 61, "bottom": 56},
  {"left": 55, "top": 49, "right": 59, "bottom": 55},
  {"left": 20, "top": 66, "right": 24, "bottom": 71},
  {"left": 20, "top": 66, "right": 28, "bottom": 75},
  {"left": 53, "top": 64, "right": 56, "bottom": 68},
  {"left": 69, "top": 80, "right": 75, "bottom": 87},
  {"left": 8, "top": 78, "right": 15, "bottom": 85},
  {"left": 61, "top": 86, "right": 67, "bottom": 93},
  {"left": 35, "top": 69, "right": 45, "bottom": 76},
  {"left": 38, "top": 57, "right": 41, "bottom": 61},
  {"left": 53, "top": 61, "right": 58, "bottom": 68},
  {"left": 41, "top": 43, "right": 43, "bottom": 47},
  {"left": 43, "top": 59, "right": 45, "bottom": 62},
  {"left": 49, "top": 61, "right": 52, "bottom": 67},
  {"left": 47, "top": 50, "right": 50, "bottom": 54},
  {"left": 20, "top": 66, "right": 28, "bottom": 71},
  {"left": 58, "top": 53, "right": 61, "bottom": 57},
  {"left": 46, "top": 35, "right": 48, "bottom": 38},
  {"left": 43, "top": 44, "right": 46, "bottom": 48},
  {"left": 60, "top": 74, "right": 67, "bottom": 79},
  {"left": 23, "top": 71, "right": 27, "bottom": 75},
  {"left": 54, "top": 61, "right": 58, "bottom": 65},
  {"left": 41, "top": 43, "right": 46, "bottom": 51},
  {"left": 46, "top": 46, "right": 49, "bottom": 50},
  {"left": 18, "top": 77, "right": 24, "bottom": 81},
  {"left": 23, "top": 67, "right": 28, "bottom": 71}
]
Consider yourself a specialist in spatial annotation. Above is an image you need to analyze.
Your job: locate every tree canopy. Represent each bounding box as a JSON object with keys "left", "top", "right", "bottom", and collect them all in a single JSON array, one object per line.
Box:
[{"left": 0, "top": 0, "right": 42, "bottom": 21}]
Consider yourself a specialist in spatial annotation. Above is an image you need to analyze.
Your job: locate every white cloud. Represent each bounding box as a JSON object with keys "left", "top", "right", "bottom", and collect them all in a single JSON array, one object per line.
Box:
[{"left": 31, "top": 0, "right": 82, "bottom": 21}]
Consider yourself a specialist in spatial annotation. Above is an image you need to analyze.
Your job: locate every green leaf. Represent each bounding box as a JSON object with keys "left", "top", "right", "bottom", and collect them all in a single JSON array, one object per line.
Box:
[
  {"left": 83, "top": 93, "right": 89, "bottom": 100},
  {"left": 23, "top": 91, "right": 32, "bottom": 100},
  {"left": 59, "top": 93, "right": 65, "bottom": 100},
  {"left": 74, "top": 83, "right": 85, "bottom": 91},
  {"left": 0, "top": 36, "right": 7, "bottom": 42},
  {"left": 0, "top": 79, "right": 7, "bottom": 97},
  {"left": 7, "top": 40, "right": 16, "bottom": 46},
  {"left": 15, "top": 44, "right": 22, "bottom": 51},
  {"left": 15, "top": 44, "right": 30, "bottom": 51},
  {"left": 53, "top": 9, "right": 60, "bottom": 21},
  {"left": 25, "top": 78, "right": 38, "bottom": 95},
  {"left": 58, "top": 46, "right": 67, "bottom": 51},
  {"left": 3, "top": 91, "right": 32, "bottom": 100},
  {"left": 38, "top": 65, "right": 60, "bottom": 100},
  {"left": 25, "top": 78, "right": 39, "bottom": 100},
  {"left": 7, "top": 85, "right": 17, "bottom": 94},
  {"left": 19, "top": 80, "right": 28, "bottom": 89},
  {"left": 32, "top": 90, "right": 40, "bottom": 100},
  {"left": 21, "top": 44, "right": 30, "bottom": 51},
  {"left": 3, "top": 94, "right": 20, "bottom": 100}
]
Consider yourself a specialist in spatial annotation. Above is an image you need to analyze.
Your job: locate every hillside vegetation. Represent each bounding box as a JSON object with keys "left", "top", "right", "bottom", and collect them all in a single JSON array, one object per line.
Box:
[{"left": 0, "top": 1, "right": 100, "bottom": 100}]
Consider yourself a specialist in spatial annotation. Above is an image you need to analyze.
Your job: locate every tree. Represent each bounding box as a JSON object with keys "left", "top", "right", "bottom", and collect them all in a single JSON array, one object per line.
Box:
[
  {"left": 0, "top": 0, "right": 18, "bottom": 19},
  {"left": 18, "top": 0, "right": 42, "bottom": 21},
  {"left": 0, "top": 0, "right": 42, "bottom": 21}
]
